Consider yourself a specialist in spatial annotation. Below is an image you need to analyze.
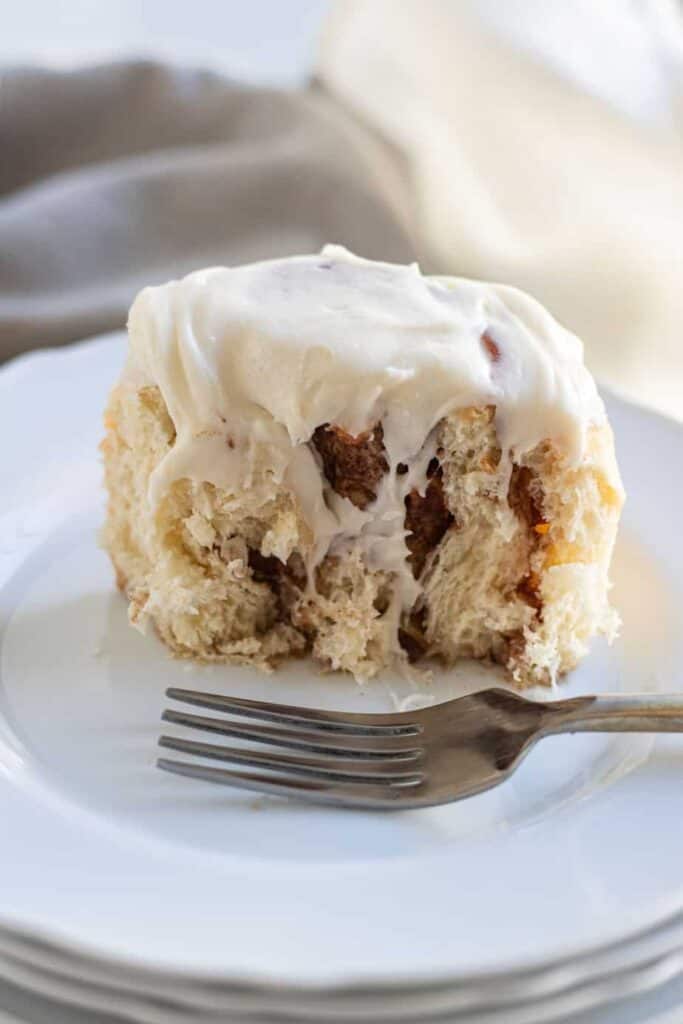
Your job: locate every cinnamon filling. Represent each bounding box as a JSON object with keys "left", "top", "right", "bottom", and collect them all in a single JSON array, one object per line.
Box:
[
  {"left": 398, "top": 605, "right": 429, "bottom": 662},
  {"left": 247, "top": 548, "right": 306, "bottom": 620},
  {"left": 310, "top": 422, "right": 455, "bottom": 662},
  {"left": 312, "top": 422, "right": 454, "bottom": 582},
  {"left": 311, "top": 423, "right": 388, "bottom": 510},
  {"left": 507, "top": 464, "right": 547, "bottom": 616},
  {"left": 404, "top": 456, "right": 454, "bottom": 579}
]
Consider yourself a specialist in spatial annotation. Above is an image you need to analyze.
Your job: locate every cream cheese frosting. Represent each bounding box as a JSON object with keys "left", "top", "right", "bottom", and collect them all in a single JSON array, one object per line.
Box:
[{"left": 124, "top": 245, "right": 609, "bottom": 652}]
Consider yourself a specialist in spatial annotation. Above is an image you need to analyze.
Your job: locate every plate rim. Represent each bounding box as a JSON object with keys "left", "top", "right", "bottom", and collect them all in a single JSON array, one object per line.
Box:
[{"left": 0, "top": 916, "right": 683, "bottom": 1023}]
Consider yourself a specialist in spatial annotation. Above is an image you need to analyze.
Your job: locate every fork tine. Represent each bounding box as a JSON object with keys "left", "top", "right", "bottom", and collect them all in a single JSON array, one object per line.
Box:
[
  {"left": 159, "top": 735, "right": 424, "bottom": 783},
  {"left": 162, "top": 708, "right": 421, "bottom": 759},
  {"left": 165, "top": 687, "right": 420, "bottom": 735},
  {"left": 156, "top": 758, "right": 425, "bottom": 808}
]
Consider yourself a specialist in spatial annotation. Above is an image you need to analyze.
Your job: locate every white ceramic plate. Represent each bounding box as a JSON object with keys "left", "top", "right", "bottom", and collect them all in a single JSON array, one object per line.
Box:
[
  {"left": 1, "top": 334, "right": 683, "bottom": 998},
  {"left": 0, "top": 949, "right": 679, "bottom": 1024},
  {"left": 2, "top": 912, "right": 683, "bottom": 1023}
]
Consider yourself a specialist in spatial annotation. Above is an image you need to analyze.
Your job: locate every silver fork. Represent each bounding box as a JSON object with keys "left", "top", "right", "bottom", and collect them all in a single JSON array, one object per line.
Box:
[{"left": 158, "top": 687, "right": 683, "bottom": 809}]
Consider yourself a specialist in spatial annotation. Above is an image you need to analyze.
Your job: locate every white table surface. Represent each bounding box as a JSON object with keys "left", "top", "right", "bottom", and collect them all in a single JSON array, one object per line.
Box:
[{"left": 1, "top": 3, "right": 681, "bottom": 1022}]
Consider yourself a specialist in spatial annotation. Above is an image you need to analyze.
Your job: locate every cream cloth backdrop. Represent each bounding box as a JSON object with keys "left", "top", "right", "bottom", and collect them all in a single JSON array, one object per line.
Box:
[
  {"left": 2, "top": 1, "right": 682, "bottom": 424},
  {"left": 319, "top": 0, "right": 683, "bottom": 421}
]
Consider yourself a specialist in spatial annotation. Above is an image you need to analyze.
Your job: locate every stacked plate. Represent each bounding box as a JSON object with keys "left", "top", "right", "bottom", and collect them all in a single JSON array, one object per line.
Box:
[{"left": 1, "top": 334, "right": 683, "bottom": 1024}]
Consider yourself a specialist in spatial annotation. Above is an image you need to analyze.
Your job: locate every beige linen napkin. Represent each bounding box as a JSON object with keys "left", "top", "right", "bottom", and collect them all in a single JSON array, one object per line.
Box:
[
  {"left": 319, "top": 0, "right": 683, "bottom": 420},
  {"left": 0, "top": 61, "right": 415, "bottom": 362}
]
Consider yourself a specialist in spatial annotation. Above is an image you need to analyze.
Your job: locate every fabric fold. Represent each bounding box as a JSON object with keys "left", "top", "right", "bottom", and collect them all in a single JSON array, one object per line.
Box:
[{"left": 0, "top": 61, "right": 416, "bottom": 361}]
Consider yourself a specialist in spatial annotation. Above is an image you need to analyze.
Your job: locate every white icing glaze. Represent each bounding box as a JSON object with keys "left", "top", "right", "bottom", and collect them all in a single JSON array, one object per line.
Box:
[{"left": 124, "top": 246, "right": 607, "bottom": 663}]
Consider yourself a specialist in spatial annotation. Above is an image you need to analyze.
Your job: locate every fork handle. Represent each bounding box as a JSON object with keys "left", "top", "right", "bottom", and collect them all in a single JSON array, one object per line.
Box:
[{"left": 541, "top": 694, "right": 683, "bottom": 735}]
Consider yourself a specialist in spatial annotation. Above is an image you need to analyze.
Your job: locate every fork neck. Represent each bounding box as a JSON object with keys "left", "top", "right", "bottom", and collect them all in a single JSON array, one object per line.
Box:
[{"left": 540, "top": 694, "right": 683, "bottom": 735}]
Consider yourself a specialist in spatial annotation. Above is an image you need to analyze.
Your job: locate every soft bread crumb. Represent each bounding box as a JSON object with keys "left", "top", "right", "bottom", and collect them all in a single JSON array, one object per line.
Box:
[{"left": 102, "top": 385, "right": 622, "bottom": 686}]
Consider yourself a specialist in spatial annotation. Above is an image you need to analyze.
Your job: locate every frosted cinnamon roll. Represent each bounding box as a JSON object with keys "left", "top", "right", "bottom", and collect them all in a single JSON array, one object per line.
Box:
[{"left": 102, "top": 246, "right": 623, "bottom": 684}]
